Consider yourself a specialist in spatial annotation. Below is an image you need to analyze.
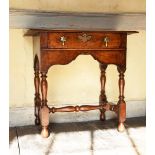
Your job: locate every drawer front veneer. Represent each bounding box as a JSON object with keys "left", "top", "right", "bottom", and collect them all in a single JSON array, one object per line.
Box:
[{"left": 44, "top": 32, "right": 126, "bottom": 49}]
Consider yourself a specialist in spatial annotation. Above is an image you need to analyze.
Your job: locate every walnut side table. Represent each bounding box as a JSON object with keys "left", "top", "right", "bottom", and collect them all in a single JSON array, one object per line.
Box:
[{"left": 25, "top": 30, "right": 137, "bottom": 138}]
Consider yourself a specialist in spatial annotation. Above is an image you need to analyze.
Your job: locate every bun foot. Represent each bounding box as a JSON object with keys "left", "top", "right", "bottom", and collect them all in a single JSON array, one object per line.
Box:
[
  {"left": 35, "top": 118, "right": 40, "bottom": 125},
  {"left": 118, "top": 123, "right": 125, "bottom": 132},
  {"left": 41, "top": 127, "right": 49, "bottom": 138}
]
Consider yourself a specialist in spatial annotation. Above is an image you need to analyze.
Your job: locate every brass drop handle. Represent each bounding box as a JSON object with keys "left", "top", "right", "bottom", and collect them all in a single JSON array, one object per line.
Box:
[
  {"left": 60, "top": 36, "right": 67, "bottom": 46},
  {"left": 103, "top": 36, "right": 110, "bottom": 47}
]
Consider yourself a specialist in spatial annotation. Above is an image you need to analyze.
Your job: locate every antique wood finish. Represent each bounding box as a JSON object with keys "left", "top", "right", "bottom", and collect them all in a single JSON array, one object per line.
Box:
[
  {"left": 46, "top": 32, "right": 125, "bottom": 49},
  {"left": 49, "top": 104, "right": 118, "bottom": 113},
  {"left": 99, "top": 63, "right": 108, "bottom": 121},
  {"left": 117, "top": 66, "right": 126, "bottom": 132},
  {"left": 40, "top": 72, "right": 49, "bottom": 138},
  {"left": 40, "top": 50, "right": 126, "bottom": 72},
  {"left": 40, "top": 72, "right": 48, "bottom": 106},
  {"left": 39, "top": 105, "right": 49, "bottom": 138},
  {"left": 28, "top": 29, "right": 137, "bottom": 138},
  {"left": 34, "top": 55, "right": 41, "bottom": 125}
]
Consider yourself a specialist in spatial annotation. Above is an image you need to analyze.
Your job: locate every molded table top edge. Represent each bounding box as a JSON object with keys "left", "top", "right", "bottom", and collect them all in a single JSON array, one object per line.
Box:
[{"left": 24, "top": 29, "right": 138, "bottom": 36}]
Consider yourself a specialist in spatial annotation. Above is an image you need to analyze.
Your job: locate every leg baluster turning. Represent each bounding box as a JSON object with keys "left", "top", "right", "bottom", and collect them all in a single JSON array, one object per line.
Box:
[
  {"left": 34, "top": 59, "right": 41, "bottom": 125},
  {"left": 99, "top": 63, "right": 108, "bottom": 121},
  {"left": 117, "top": 66, "right": 126, "bottom": 132},
  {"left": 40, "top": 72, "right": 50, "bottom": 138}
]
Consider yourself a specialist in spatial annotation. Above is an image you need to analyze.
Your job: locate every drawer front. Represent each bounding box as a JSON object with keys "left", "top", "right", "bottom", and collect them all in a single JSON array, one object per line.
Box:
[{"left": 46, "top": 32, "right": 125, "bottom": 49}]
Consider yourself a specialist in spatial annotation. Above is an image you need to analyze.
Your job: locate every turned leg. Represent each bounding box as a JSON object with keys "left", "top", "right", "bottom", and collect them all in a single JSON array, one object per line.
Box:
[
  {"left": 117, "top": 66, "right": 126, "bottom": 132},
  {"left": 40, "top": 72, "right": 50, "bottom": 138},
  {"left": 34, "top": 57, "right": 41, "bottom": 125},
  {"left": 99, "top": 63, "right": 108, "bottom": 121}
]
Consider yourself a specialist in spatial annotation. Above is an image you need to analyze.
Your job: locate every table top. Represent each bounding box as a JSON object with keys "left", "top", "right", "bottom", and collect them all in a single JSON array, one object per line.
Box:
[{"left": 24, "top": 29, "right": 138, "bottom": 36}]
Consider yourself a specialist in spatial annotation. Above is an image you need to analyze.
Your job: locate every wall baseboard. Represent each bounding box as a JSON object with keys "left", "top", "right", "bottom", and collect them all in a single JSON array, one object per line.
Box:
[{"left": 9, "top": 100, "right": 145, "bottom": 127}]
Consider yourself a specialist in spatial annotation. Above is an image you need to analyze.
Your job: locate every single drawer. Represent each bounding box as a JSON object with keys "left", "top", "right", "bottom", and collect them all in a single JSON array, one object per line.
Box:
[{"left": 45, "top": 32, "right": 126, "bottom": 49}]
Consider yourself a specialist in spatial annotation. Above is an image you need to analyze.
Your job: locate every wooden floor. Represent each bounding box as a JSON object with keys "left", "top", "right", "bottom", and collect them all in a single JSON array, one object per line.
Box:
[{"left": 9, "top": 117, "right": 145, "bottom": 155}]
